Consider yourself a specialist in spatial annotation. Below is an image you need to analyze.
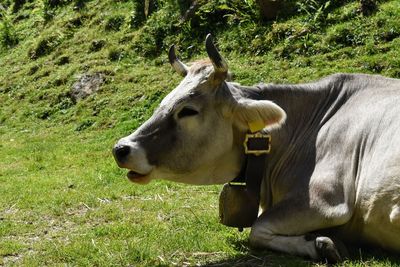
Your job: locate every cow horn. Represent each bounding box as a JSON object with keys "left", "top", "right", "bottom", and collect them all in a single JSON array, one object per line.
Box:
[
  {"left": 205, "top": 34, "right": 228, "bottom": 79},
  {"left": 168, "top": 45, "right": 188, "bottom": 77}
]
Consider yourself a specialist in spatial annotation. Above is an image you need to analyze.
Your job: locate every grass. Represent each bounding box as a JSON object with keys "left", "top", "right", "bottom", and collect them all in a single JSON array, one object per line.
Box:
[
  {"left": 1, "top": 125, "right": 400, "bottom": 266},
  {"left": 0, "top": 124, "right": 230, "bottom": 266},
  {"left": 1, "top": 0, "right": 400, "bottom": 266}
]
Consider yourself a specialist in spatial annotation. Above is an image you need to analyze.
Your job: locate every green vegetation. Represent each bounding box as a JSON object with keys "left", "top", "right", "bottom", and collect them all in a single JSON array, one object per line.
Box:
[{"left": 1, "top": 0, "right": 400, "bottom": 266}]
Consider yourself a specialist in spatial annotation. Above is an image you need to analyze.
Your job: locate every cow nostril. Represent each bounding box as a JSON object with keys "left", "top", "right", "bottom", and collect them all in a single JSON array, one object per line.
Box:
[{"left": 113, "top": 145, "right": 131, "bottom": 162}]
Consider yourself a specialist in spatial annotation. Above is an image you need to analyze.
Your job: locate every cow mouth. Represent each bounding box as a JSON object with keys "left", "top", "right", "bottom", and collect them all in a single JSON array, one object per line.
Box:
[{"left": 127, "top": 170, "right": 151, "bottom": 184}]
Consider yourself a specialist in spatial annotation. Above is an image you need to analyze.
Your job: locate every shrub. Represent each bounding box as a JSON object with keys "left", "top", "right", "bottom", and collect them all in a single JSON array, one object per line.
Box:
[
  {"left": 296, "top": 0, "right": 331, "bottom": 27},
  {"left": 0, "top": 14, "right": 18, "bottom": 48},
  {"left": 44, "top": 0, "right": 70, "bottom": 8},
  {"left": 75, "top": 119, "right": 95, "bottom": 131},
  {"left": 42, "top": 0, "right": 55, "bottom": 21},
  {"left": 108, "top": 47, "right": 123, "bottom": 61},
  {"left": 89, "top": 39, "right": 106, "bottom": 52},
  {"left": 28, "top": 65, "right": 40, "bottom": 75},
  {"left": 130, "top": 1, "right": 184, "bottom": 57},
  {"left": 73, "top": 0, "right": 87, "bottom": 10},
  {"left": 35, "top": 106, "right": 54, "bottom": 119},
  {"left": 56, "top": 55, "right": 70, "bottom": 65},
  {"left": 42, "top": 0, "right": 71, "bottom": 21},
  {"left": 129, "top": 0, "right": 158, "bottom": 29},
  {"left": 67, "top": 16, "right": 83, "bottom": 28},
  {"left": 12, "top": 0, "right": 26, "bottom": 13},
  {"left": 359, "top": 0, "right": 378, "bottom": 16},
  {"left": 105, "top": 15, "right": 125, "bottom": 31},
  {"left": 326, "top": 23, "right": 366, "bottom": 48},
  {"left": 28, "top": 35, "right": 62, "bottom": 59},
  {"left": 129, "top": 0, "right": 266, "bottom": 57}
]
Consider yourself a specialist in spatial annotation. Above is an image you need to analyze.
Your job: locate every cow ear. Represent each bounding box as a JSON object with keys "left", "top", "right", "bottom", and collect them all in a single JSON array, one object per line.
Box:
[{"left": 233, "top": 99, "right": 286, "bottom": 131}]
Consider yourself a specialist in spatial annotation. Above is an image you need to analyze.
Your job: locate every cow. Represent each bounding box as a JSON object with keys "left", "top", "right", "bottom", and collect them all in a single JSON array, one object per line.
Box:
[{"left": 113, "top": 34, "right": 400, "bottom": 262}]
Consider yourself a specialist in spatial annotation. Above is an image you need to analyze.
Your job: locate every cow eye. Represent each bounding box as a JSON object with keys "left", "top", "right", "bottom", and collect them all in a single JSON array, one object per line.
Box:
[{"left": 177, "top": 107, "right": 199, "bottom": 119}]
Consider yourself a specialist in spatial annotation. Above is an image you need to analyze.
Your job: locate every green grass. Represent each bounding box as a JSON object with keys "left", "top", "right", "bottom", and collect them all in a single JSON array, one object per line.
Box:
[
  {"left": 1, "top": 0, "right": 400, "bottom": 266},
  {"left": 1, "top": 125, "right": 400, "bottom": 266}
]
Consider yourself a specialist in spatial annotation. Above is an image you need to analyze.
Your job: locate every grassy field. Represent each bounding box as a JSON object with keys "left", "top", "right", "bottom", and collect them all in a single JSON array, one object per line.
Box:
[
  {"left": 1, "top": 0, "right": 400, "bottom": 266},
  {"left": 1, "top": 124, "right": 400, "bottom": 266}
]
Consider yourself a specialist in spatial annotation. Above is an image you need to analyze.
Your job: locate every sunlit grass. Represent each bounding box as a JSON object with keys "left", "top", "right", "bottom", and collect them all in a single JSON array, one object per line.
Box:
[{"left": 1, "top": 124, "right": 400, "bottom": 266}]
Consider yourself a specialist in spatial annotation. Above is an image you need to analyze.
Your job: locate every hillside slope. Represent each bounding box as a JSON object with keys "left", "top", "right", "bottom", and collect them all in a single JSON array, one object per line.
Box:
[{"left": 1, "top": 0, "right": 400, "bottom": 132}]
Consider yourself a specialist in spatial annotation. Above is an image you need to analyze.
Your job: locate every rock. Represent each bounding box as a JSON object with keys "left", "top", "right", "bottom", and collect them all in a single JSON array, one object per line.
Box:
[{"left": 70, "top": 73, "right": 104, "bottom": 101}]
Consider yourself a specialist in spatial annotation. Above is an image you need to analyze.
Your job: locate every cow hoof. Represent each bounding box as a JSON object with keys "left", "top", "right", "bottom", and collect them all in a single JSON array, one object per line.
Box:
[{"left": 315, "top": 236, "right": 349, "bottom": 263}]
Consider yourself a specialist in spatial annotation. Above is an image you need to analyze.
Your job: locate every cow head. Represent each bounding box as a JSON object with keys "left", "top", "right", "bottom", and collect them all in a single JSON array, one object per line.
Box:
[{"left": 113, "top": 34, "right": 286, "bottom": 185}]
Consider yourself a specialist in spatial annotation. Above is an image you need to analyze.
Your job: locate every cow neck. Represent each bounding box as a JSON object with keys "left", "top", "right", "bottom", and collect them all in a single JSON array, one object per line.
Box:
[
  {"left": 230, "top": 81, "right": 329, "bottom": 142},
  {"left": 256, "top": 82, "right": 338, "bottom": 140},
  {"left": 229, "top": 81, "right": 335, "bottom": 206}
]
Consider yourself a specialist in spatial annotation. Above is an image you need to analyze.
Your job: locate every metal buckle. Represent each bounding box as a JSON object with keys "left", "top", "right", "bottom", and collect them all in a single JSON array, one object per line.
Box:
[{"left": 243, "top": 132, "right": 271, "bottom": 156}]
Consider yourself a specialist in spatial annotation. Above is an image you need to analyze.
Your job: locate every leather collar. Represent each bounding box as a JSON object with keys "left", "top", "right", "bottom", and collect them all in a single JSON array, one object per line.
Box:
[{"left": 230, "top": 131, "right": 271, "bottom": 205}]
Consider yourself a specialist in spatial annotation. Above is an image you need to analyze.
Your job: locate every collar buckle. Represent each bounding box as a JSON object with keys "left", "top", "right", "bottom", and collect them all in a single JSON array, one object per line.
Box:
[{"left": 243, "top": 132, "right": 272, "bottom": 156}]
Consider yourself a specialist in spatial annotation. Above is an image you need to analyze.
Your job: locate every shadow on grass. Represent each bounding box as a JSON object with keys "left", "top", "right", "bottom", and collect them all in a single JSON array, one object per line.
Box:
[
  {"left": 346, "top": 246, "right": 400, "bottom": 265},
  {"left": 201, "top": 252, "right": 312, "bottom": 267},
  {"left": 201, "top": 238, "right": 400, "bottom": 267},
  {"left": 200, "top": 237, "right": 313, "bottom": 267}
]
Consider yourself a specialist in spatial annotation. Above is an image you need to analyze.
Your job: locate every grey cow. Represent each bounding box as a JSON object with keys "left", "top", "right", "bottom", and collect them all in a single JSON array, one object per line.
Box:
[{"left": 113, "top": 35, "right": 400, "bottom": 262}]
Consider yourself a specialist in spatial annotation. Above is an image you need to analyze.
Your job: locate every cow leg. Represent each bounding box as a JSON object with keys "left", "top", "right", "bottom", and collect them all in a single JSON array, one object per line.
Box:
[{"left": 249, "top": 198, "right": 351, "bottom": 263}]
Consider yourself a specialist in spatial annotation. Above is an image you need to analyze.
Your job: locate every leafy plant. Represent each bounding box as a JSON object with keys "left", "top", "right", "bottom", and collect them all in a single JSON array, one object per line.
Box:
[
  {"left": 296, "top": 0, "right": 331, "bottom": 26},
  {"left": 359, "top": 0, "right": 378, "bottom": 16},
  {"left": 105, "top": 15, "right": 125, "bottom": 31},
  {"left": 224, "top": 0, "right": 260, "bottom": 25},
  {"left": 108, "top": 47, "right": 124, "bottom": 61},
  {"left": 0, "top": 8, "right": 18, "bottom": 48},
  {"left": 88, "top": 39, "right": 106, "bottom": 52},
  {"left": 42, "top": 0, "right": 71, "bottom": 21},
  {"left": 129, "top": 0, "right": 158, "bottom": 29},
  {"left": 12, "top": 0, "right": 26, "bottom": 13},
  {"left": 28, "top": 34, "right": 63, "bottom": 59},
  {"left": 42, "top": 0, "right": 55, "bottom": 21}
]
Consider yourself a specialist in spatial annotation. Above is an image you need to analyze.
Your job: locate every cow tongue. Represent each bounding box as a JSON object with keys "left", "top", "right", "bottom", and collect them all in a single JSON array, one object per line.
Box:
[{"left": 127, "top": 170, "right": 151, "bottom": 184}]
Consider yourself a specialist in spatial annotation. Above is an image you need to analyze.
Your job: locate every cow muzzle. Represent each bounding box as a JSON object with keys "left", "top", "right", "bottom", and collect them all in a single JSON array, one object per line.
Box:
[{"left": 112, "top": 139, "right": 154, "bottom": 184}]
